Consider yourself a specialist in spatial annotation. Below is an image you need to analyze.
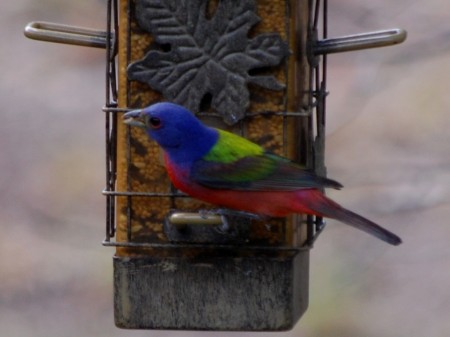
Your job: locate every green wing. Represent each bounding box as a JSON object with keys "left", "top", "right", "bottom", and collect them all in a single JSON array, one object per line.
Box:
[{"left": 191, "top": 130, "right": 342, "bottom": 191}]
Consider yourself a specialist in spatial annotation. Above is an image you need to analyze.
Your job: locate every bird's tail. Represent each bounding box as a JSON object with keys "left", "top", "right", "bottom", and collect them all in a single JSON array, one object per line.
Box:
[{"left": 297, "top": 190, "right": 402, "bottom": 246}]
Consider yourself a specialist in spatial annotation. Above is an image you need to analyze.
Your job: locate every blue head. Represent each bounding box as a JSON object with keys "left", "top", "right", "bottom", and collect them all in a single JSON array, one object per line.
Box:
[{"left": 123, "top": 102, "right": 218, "bottom": 163}]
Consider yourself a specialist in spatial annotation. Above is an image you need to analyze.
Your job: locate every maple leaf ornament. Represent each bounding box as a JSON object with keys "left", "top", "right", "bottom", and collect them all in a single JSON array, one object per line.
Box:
[{"left": 128, "top": 0, "right": 290, "bottom": 125}]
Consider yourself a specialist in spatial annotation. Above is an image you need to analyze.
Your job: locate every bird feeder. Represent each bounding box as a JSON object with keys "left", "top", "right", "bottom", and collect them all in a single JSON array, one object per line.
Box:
[{"left": 25, "top": 0, "right": 406, "bottom": 331}]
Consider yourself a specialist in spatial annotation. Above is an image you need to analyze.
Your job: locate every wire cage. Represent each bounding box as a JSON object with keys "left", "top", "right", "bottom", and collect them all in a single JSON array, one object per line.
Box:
[
  {"left": 104, "top": 0, "right": 119, "bottom": 245},
  {"left": 103, "top": 0, "right": 329, "bottom": 253},
  {"left": 24, "top": 0, "right": 406, "bottom": 331},
  {"left": 101, "top": 1, "right": 331, "bottom": 330},
  {"left": 99, "top": 1, "right": 405, "bottom": 254}
]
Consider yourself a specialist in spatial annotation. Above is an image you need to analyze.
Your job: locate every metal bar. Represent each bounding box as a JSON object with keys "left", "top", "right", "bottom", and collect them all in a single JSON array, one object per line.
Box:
[
  {"left": 102, "top": 106, "right": 132, "bottom": 113},
  {"left": 314, "top": 28, "right": 407, "bottom": 55},
  {"left": 307, "top": 218, "right": 326, "bottom": 247},
  {"left": 102, "top": 190, "right": 187, "bottom": 197},
  {"left": 102, "top": 238, "right": 306, "bottom": 252},
  {"left": 104, "top": 0, "right": 119, "bottom": 239},
  {"left": 103, "top": 107, "right": 311, "bottom": 117},
  {"left": 24, "top": 21, "right": 111, "bottom": 49},
  {"left": 168, "top": 212, "right": 223, "bottom": 226}
]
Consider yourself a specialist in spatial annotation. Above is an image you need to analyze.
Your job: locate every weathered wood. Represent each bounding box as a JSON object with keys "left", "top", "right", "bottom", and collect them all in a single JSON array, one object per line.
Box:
[{"left": 114, "top": 250, "right": 309, "bottom": 330}]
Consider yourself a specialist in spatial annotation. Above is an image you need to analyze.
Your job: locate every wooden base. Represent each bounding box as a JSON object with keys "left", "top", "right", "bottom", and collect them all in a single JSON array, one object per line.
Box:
[{"left": 114, "top": 249, "right": 309, "bottom": 331}]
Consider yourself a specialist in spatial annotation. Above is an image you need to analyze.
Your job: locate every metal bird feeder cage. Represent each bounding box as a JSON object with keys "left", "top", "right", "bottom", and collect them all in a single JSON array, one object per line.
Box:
[{"left": 25, "top": 0, "right": 406, "bottom": 331}]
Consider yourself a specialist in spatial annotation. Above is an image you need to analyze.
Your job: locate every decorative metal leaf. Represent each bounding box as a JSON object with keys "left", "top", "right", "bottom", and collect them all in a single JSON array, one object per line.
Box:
[{"left": 128, "top": 0, "right": 290, "bottom": 125}]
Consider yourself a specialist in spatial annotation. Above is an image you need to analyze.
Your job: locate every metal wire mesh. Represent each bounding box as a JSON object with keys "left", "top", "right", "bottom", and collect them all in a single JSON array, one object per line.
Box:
[{"left": 103, "top": 0, "right": 329, "bottom": 250}]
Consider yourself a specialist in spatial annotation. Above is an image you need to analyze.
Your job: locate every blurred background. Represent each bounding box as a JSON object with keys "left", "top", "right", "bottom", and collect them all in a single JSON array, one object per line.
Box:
[{"left": 1, "top": 0, "right": 449, "bottom": 336}]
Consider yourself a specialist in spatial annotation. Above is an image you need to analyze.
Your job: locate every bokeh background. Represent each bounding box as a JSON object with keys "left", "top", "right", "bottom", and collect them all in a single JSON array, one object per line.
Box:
[{"left": 1, "top": 0, "right": 449, "bottom": 336}]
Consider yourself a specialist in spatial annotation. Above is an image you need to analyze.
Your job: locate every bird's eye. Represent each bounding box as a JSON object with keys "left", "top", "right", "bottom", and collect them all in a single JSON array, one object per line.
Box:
[{"left": 148, "top": 117, "right": 162, "bottom": 129}]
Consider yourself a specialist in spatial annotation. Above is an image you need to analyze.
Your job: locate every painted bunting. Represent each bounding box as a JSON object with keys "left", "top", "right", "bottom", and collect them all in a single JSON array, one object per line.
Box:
[{"left": 123, "top": 102, "right": 402, "bottom": 245}]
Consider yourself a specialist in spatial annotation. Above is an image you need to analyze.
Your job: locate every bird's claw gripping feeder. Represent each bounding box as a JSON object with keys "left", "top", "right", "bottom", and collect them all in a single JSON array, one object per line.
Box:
[{"left": 25, "top": 0, "right": 406, "bottom": 331}]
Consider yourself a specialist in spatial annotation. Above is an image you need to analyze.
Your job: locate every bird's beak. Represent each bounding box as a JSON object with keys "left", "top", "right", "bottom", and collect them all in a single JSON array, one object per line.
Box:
[{"left": 123, "top": 109, "right": 146, "bottom": 128}]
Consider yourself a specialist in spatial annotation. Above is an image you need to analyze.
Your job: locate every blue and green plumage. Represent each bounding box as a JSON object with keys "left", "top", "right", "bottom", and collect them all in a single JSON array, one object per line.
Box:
[
  {"left": 123, "top": 102, "right": 402, "bottom": 245},
  {"left": 193, "top": 129, "right": 343, "bottom": 190}
]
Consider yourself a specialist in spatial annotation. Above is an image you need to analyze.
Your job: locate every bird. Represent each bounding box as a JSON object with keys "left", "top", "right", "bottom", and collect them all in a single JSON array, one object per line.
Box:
[{"left": 123, "top": 102, "right": 402, "bottom": 245}]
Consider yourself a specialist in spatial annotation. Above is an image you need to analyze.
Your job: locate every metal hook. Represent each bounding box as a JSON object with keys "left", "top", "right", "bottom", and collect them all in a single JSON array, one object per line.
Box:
[
  {"left": 24, "top": 21, "right": 111, "bottom": 49},
  {"left": 314, "top": 28, "right": 407, "bottom": 55}
]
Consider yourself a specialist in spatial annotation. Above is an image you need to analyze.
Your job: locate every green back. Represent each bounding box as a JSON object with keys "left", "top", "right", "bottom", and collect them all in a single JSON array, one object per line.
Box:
[{"left": 203, "top": 129, "right": 263, "bottom": 163}]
